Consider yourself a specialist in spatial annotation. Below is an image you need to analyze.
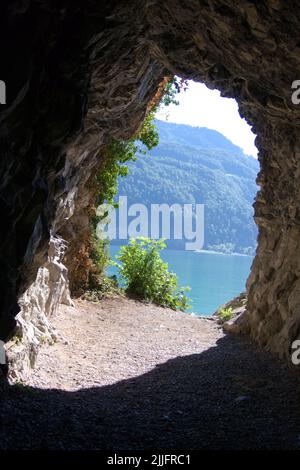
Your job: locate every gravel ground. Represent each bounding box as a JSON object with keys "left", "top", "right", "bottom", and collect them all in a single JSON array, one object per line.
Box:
[{"left": 1, "top": 296, "right": 300, "bottom": 450}]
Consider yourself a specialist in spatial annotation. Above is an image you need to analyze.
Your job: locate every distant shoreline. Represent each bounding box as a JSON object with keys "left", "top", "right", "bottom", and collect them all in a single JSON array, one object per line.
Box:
[
  {"left": 109, "top": 242, "right": 255, "bottom": 258},
  {"left": 194, "top": 249, "right": 254, "bottom": 258}
]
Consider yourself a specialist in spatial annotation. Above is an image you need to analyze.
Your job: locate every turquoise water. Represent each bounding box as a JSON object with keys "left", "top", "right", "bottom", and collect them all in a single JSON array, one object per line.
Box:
[{"left": 107, "top": 245, "right": 253, "bottom": 316}]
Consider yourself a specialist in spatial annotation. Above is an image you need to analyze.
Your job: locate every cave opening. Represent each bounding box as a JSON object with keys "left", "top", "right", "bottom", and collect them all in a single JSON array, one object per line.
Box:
[
  {"left": 1, "top": 0, "right": 300, "bottom": 451},
  {"left": 106, "top": 79, "right": 259, "bottom": 317},
  {"left": 0, "top": 0, "right": 298, "bottom": 386}
]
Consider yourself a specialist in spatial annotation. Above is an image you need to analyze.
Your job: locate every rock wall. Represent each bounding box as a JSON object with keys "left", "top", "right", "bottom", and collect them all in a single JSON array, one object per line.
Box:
[
  {"left": 1, "top": 0, "right": 300, "bottom": 376},
  {"left": 0, "top": 1, "right": 166, "bottom": 378},
  {"left": 247, "top": 126, "right": 300, "bottom": 359},
  {"left": 6, "top": 235, "right": 73, "bottom": 381}
]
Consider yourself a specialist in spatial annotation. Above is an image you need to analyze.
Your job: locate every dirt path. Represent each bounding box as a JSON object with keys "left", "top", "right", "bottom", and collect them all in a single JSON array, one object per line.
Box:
[{"left": 1, "top": 296, "right": 300, "bottom": 450}]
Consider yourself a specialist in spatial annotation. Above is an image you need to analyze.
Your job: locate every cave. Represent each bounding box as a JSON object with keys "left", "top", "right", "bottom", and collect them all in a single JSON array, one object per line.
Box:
[{"left": 1, "top": 0, "right": 300, "bottom": 379}]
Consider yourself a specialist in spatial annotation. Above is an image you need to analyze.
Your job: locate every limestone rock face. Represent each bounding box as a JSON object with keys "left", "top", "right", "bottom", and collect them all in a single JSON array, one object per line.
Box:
[
  {"left": 6, "top": 235, "right": 73, "bottom": 381},
  {"left": 0, "top": 1, "right": 166, "bottom": 376},
  {"left": 1, "top": 1, "right": 300, "bottom": 374}
]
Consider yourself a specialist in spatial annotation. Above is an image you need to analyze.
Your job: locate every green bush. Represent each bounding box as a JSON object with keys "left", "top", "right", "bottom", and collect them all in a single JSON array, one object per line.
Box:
[
  {"left": 218, "top": 306, "right": 234, "bottom": 323},
  {"left": 111, "top": 237, "right": 191, "bottom": 311}
]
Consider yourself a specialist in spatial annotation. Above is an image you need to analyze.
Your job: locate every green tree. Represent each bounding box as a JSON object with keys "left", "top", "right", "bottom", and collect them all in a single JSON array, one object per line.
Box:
[{"left": 112, "top": 238, "right": 191, "bottom": 310}]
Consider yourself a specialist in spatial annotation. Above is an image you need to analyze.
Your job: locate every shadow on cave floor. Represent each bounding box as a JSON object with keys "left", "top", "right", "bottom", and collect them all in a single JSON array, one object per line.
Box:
[{"left": 1, "top": 334, "right": 300, "bottom": 450}]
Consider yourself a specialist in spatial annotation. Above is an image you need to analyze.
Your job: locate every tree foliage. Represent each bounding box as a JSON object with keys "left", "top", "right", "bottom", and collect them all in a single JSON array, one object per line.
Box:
[{"left": 112, "top": 238, "right": 191, "bottom": 310}]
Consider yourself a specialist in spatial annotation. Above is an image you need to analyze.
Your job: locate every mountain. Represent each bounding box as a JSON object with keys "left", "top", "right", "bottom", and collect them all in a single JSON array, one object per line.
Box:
[{"left": 115, "top": 120, "right": 259, "bottom": 255}]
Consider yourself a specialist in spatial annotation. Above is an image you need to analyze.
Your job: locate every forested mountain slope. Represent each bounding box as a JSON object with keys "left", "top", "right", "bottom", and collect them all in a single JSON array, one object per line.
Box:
[{"left": 117, "top": 120, "right": 259, "bottom": 255}]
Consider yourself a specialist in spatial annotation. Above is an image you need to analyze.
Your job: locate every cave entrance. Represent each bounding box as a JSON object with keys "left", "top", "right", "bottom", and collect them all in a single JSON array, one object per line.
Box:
[
  {"left": 3, "top": 0, "right": 299, "bottom": 379},
  {"left": 106, "top": 79, "right": 258, "bottom": 317}
]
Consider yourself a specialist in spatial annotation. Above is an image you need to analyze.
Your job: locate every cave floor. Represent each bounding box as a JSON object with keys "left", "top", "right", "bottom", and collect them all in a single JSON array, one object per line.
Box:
[{"left": 1, "top": 297, "right": 300, "bottom": 450}]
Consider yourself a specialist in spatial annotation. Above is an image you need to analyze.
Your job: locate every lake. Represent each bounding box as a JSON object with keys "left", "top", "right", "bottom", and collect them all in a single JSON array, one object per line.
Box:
[{"left": 107, "top": 245, "right": 253, "bottom": 316}]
